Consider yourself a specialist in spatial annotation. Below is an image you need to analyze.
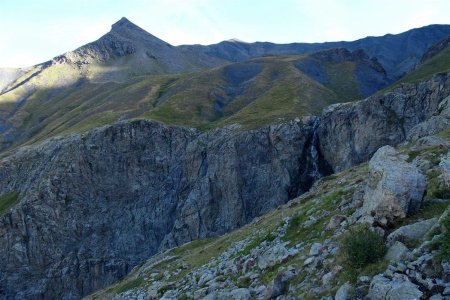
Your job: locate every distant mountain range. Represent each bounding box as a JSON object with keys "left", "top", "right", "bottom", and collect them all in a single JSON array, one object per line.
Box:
[{"left": 0, "top": 18, "right": 449, "bottom": 154}]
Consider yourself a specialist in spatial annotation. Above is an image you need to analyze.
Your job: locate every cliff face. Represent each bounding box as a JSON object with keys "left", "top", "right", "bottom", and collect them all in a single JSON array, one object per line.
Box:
[
  {"left": 1, "top": 72, "right": 449, "bottom": 299},
  {"left": 318, "top": 72, "right": 450, "bottom": 172},
  {"left": 0, "top": 119, "right": 317, "bottom": 299}
]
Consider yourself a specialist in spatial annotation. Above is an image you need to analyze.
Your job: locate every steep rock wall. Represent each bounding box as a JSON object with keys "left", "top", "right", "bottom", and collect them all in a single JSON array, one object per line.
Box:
[
  {"left": 318, "top": 72, "right": 450, "bottom": 172},
  {"left": 0, "top": 120, "right": 315, "bottom": 299}
]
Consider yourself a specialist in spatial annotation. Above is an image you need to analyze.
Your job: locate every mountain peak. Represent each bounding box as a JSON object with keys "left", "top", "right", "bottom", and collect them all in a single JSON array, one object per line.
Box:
[{"left": 111, "top": 17, "right": 140, "bottom": 31}]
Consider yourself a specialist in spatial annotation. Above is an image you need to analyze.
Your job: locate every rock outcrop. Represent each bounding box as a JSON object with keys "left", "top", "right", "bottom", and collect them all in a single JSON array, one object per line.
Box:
[
  {"left": 359, "top": 146, "right": 427, "bottom": 225},
  {"left": 318, "top": 72, "right": 450, "bottom": 172},
  {"left": 408, "top": 94, "right": 450, "bottom": 140},
  {"left": 0, "top": 119, "right": 318, "bottom": 299}
]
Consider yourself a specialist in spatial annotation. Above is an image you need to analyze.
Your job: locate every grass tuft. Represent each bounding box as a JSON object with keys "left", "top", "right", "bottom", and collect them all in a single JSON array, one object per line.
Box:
[{"left": 0, "top": 191, "right": 20, "bottom": 215}]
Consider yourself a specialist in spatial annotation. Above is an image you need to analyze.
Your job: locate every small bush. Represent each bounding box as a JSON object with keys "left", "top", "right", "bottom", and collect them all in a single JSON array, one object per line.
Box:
[
  {"left": 341, "top": 226, "right": 387, "bottom": 268},
  {"left": 434, "top": 214, "right": 450, "bottom": 261}
]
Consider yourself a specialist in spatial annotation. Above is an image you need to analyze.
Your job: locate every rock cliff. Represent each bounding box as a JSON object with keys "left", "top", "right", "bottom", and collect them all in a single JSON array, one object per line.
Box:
[
  {"left": 318, "top": 72, "right": 450, "bottom": 172},
  {"left": 0, "top": 119, "right": 319, "bottom": 299}
]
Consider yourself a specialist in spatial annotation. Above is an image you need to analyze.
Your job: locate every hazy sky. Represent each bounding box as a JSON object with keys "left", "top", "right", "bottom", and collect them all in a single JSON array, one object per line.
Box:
[{"left": 1, "top": 0, "right": 449, "bottom": 68}]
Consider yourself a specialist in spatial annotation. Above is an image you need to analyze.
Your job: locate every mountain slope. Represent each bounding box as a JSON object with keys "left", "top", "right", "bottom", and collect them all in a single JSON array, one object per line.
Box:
[
  {"left": 146, "top": 48, "right": 389, "bottom": 129},
  {"left": 54, "top": 17, "right": 225, "bottom": 81},
  {"left": 0, "top": 47, "right": 388, "bottom": 153}
]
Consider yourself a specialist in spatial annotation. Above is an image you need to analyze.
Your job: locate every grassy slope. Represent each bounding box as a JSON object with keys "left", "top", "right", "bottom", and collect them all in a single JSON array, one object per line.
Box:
[
  {"left": 0, "top": 53, "right": 373, "bottom": 153},
  {"left": 0, "top": 191, "right": 20, "bottom": 215},
  {"left": 142, "top": 55, "right": 364, "bottom": 129},
  {"left": 88, "top": 126, "right": 450, "bottom": 299}
]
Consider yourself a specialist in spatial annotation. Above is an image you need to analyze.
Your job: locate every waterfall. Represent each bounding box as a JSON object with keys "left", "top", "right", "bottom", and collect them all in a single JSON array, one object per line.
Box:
[{"left": 309, "top": 117, "right": 321, "bottom": 180}]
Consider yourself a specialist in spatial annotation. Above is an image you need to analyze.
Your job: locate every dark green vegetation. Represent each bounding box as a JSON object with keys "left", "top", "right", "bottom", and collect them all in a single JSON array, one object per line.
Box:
[
  {"left": 430, "top": 214, "right": 450, "bottom": 262},
  {"left": 0, "top": 191, "right": 20, "bottom": 215},
  {"left": 341, "top": 226, "right": 387, "bottom": 268}
]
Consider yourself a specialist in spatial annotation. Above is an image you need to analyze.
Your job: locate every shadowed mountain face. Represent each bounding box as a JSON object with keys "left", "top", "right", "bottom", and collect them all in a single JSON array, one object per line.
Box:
[
  {"left": 385, "top": 34, "right": 450, "bottom": 89},
  {"left": 181, "top": 24, "right": 450, "bottom": 80},
  {"left": 419, "top": 35, "right": 450, "bottom": 64}
]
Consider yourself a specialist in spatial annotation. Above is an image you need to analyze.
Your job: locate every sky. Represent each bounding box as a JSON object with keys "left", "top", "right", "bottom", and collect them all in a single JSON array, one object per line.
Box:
[{"left": 0, "top": 0, "right": 449, "bottom": 68}]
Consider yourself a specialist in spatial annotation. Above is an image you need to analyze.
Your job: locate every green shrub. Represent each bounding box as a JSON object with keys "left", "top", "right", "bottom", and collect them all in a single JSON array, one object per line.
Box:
[
  {"left": 341, "top": 226, "right": 387, "bottom": 268},
  {"left": 434, "top": 214, "right": 450, "bottom": 261}
]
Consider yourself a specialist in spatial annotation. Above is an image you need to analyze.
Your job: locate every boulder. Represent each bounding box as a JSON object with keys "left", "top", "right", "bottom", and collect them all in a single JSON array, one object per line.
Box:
[
  {"left": 335, "top": 282, "right": 353, "bottom": 300},
  {"left": 230, "top": 288, "right": 251, "bottom": 300},
  {"left": 257, "top": 243, "right": 290, "bottom": 270},
  {"left": 385, "top": 241, "right": 409, "bottom": 262},
  {"left": 368, "top": 274, "right": 423, "bottom": 300},
  {"left": 325, "top": 215, "right": 346, "bottom": 230},
  {"left": 410, "top": 136, "right": 450, "bottom": 152},
  {"left": 386, "top": 218, "right": 437, "bottom": 246},
  {"left": 309, "top": 242, "right": 323, "bottom": 256},
  {"left": 360, "top": 146, "right": 427, "bottom": 224}
]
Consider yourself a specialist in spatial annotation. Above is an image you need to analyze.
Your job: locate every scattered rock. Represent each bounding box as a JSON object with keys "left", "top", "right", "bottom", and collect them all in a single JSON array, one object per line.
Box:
[
  {"left": 230, "top": 288, "right": 251, "bottom": 300},
  {"left": 257, "top": 243, "right": 290, "bottom": 270},
  {"left": 303, "top": 256, "right": 315, "bottom": 266},
  {"left": 325, "top": 215, "right": 346, "bottom": 231},
  {"left": 309, "top": 243, "right": 323, "bottom": 256},
  {"left": 368, "top": 274, "right": 423, "bottom": 300}
]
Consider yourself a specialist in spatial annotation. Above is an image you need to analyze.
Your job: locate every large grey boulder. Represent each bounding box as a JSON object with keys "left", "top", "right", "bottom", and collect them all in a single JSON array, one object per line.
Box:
[
  {"left": 368, "top": 274, "right": 423, "bottom": 300},
  {"left": 360, "top": 146, "right": 427, "bottom": 224}
]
